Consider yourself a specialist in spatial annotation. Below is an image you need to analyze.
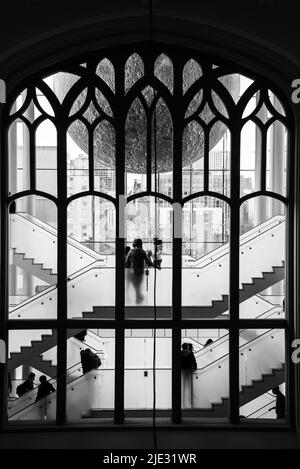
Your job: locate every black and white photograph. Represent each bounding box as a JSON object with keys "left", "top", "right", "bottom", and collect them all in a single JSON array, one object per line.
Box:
[{"left": 0, "top": 0, "right": 300, "bottom": 456}]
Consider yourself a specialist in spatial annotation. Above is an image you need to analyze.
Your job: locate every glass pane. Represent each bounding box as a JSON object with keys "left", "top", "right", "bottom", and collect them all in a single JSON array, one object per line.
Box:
[
  {"left": 36, "top": 120, "right": 57, "bottom": 197},
  {"left": 35, "top": 88, "right": 54, "bottom": 117},
  {"left": 185, "top": 91, "right": 203, "bottom": 118},
  {"left": 239, "top": 197, "right": 285, "bottom": 319},
  {"left": 124, "top": 329, "right": 171, "bottom": 418},
  {"left": 9, "top": 120, "right": 30, "bottom": 195},
  {"left": 182, "top": 121, "right": 205, "bottom": 175},
  {"left": 125, "top": 53, "right": 144, "bottom": 93},
  {"left": 141, "top": 86, "right": 155, "bottom": 108},
  {"left": 95, "top": 90, "right": 113, "bottom": 117},
  {"left": 242, "top": 91, "right": 260, "bottom": 119},
  {"left": 211, "top": 91, "right": 228, "bottom": 118},
  {"left": 183, "top": 59, "right": 202, "bottom": 94},
  {"left": 125, "top": 98, "right": 147, "bottom": 195},
  {"left": 182, "top": 197, "right": 230, "bottom": 319},
  {"left": 240, "top": 121, "right": 261, "bottom": 196},
  {"left": 268, "top": 90, "right": 285, "bottom": 117},
  {"left": 218, "top": 74, "right": 241, "bottom": 104},
  {"left": 9, "top": 196, "right": 57, "bottom": 319},
  {"left": 67, "top": 120, "right": 89, "bottom": 197},
  {"left": 266, "top": 121, "right": 287, "bottom": 197},
  {"left": 239, "top": 329, "right": 286, "bottom": 421},
  {"left": 51, "top": 72, "right": 81, "bottom": 104},
  {"left": 151, "top": 98, "right": 173, "bottom": 196},
  {"left": 96, "top": 58, "right": 115, "bottom": 93},
  {"left": 67, "top": 197, "right": 115, "bottom": 319},
  {"left": 67, "top": 329, "right": 115, "bottom": 422},
  {"left": 182, "top": 163, "right": 204, "bottom": 197},
  {"left": 10, "top": 89, "right": 27, "bottom": 115},
  {"left": 125, "top": 197, "right": 172, "bottom": 319},
  {"left": 209, "top": 123, "right": 231, "bottom": 197},
  {"left": 8, "top": 330, "right": 56, "bottom": 422},
  {"left": 154, "top": 54, "right": 173, "bottom": 94},
  {"left": 94, "top": 120, "right": 115, "bottom": 197},
  {"left": 181, "top": 329, "right": 229, "bottom": 419},
  {"left": 69, "top": 88, "right": 88, "bottom": 117}
]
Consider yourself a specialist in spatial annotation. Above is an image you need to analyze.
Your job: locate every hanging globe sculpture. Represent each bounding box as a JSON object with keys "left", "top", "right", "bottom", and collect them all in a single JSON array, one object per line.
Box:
[{"left": 54, "top": 60, "right": 239, "bottom": 173}]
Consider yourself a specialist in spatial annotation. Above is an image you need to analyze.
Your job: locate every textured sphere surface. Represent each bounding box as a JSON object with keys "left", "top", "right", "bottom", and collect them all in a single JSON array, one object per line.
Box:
[{"left": 55, "top": 62, "right": 239, "bottom": 173}]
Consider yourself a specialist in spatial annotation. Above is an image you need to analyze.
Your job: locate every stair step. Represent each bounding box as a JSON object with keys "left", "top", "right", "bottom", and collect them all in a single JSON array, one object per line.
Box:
[
  {"left": 8, "top": 328, "right": 84, "bottom": 371},
  {"left": 12, "top": 249, "right": 57, "bottom": 284}
]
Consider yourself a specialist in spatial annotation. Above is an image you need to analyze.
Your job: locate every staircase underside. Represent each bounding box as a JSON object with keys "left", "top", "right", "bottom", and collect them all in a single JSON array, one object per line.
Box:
[
  {"left": 12, "top": 248, "right": 57, "bottom": 285},
  {"left": 8, "top": 328, "right": 84, "bottom": 372}
]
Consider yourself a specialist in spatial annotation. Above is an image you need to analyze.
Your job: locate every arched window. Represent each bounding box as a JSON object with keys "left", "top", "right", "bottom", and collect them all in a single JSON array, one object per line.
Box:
[{"left": 1, "top": 46, "right": 293, "bottom": 426}]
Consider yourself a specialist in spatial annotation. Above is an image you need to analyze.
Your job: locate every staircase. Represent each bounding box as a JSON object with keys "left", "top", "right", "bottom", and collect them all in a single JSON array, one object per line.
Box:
[
  {"left": 8, "top": 329, "right": 84, "bottom": 372},
  {"left": 182, "top": 215, "right": 285, "bottom": 314},
  {"left": 8, "top": 213, "right": 285, "bottom": 321},
  {"left": 188, "top": 364, "right": 285, "bottom": 418},
  {"left": 81, "top": 262, "right": 284, "bottom": 320},
  {"left": 12, "top": 248, "right": 57, "bottom": 284},
  {"left": 10, "top": 212, "right": 105, "bottom": 278},
  {"left": 8, "top": 367, "right": 105, "bottom": 421},
  {"left": 186, "top": 326, "right": 285, "bottom": 417},
  {"left": 29, "top": 356, "right": 57, "bottom": 378},
  {"left": 8, "top": 342, "right": 105, "bottom": 419},
  {"left": 7, "top": 213, "right": 287, "bottom": 419},
  {"left": 184, "top": 263, "right": 284, "bottom": 318}
]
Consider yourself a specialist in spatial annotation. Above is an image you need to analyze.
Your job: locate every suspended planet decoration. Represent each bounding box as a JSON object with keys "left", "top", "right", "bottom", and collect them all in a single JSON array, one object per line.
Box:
[{"left": 54, "top": 56, "right": 239, "bottom": 173}]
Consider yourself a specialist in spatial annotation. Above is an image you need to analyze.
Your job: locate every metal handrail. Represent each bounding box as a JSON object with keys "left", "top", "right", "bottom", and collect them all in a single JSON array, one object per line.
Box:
[
  {"left": 16, "top": 212, "right": 104, "bottom": 261},
  {"left": 195, "top": 326, "right": 282, "bottom": 372},
  {"left": 9, "top": 261, "right": 107, "bottom": 314},
  {"left": 8, "top": 366, "right": 169, "bottom": 418},
  {"left": 246, "top": 398, "right": 276, "bottom": 418},
  {"left": 185, "top": 215, "right": 284, "bottom": 266},
  {"left": 194, "top": 306, "right": 283, "bottom": 361}
]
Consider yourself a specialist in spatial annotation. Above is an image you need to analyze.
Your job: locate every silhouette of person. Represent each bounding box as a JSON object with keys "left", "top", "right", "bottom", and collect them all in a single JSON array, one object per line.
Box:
[
  {"left": 187, "top": 343, "right": 197, "bottom": 370},
  {"left": 35, "top": 375, "right": 55, "bottom": 402},
  {"left": 269, "top": 386, "right": 286, "bottom": 419},
  {"left": 17, "top": 372, "right": 35, "bottom": 397},
  {"left": 146, "top": 250, "right": 153, "bottom": 264},
  {"left": 181, "top": 343, "right": 197, "bottom": 409},
  {"left": 125, "top": 238, "right": 153, "bottom": 304},
  {"left": 204, "top": 339, "right": 214, "bottom": 347},
  {"left": 80, "top": 348, "right": 101, "bottom": 374}
]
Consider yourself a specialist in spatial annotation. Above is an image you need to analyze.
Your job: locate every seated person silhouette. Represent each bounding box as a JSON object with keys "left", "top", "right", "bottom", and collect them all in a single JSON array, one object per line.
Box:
[{"left": 16, "top": 372, "right": 35, "bottom": 397}]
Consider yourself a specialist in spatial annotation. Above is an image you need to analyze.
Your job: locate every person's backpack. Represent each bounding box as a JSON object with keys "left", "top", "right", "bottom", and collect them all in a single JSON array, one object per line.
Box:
[{"left": 90, "top": 352, "right": 101, "bottom": 369}]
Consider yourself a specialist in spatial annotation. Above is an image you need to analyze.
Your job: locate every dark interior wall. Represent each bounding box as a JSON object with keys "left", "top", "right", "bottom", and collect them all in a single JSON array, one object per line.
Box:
[
  {"left": 0, "top": 0, "right": 299, "bottom": 66},
  {"left": 0, "top": 0, "right": 300, "bottom": 449}
]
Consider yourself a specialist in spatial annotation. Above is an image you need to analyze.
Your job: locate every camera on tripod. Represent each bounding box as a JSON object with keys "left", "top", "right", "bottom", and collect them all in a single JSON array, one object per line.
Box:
[{"left": 153, "top": 237, "right": 163, "bottom": 269}]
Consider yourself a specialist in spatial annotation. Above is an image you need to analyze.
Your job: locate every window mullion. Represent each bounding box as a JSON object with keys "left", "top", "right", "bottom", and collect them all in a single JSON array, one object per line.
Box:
[{"left": 229, "top": 117, "right": 241, "bottom": 424}]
